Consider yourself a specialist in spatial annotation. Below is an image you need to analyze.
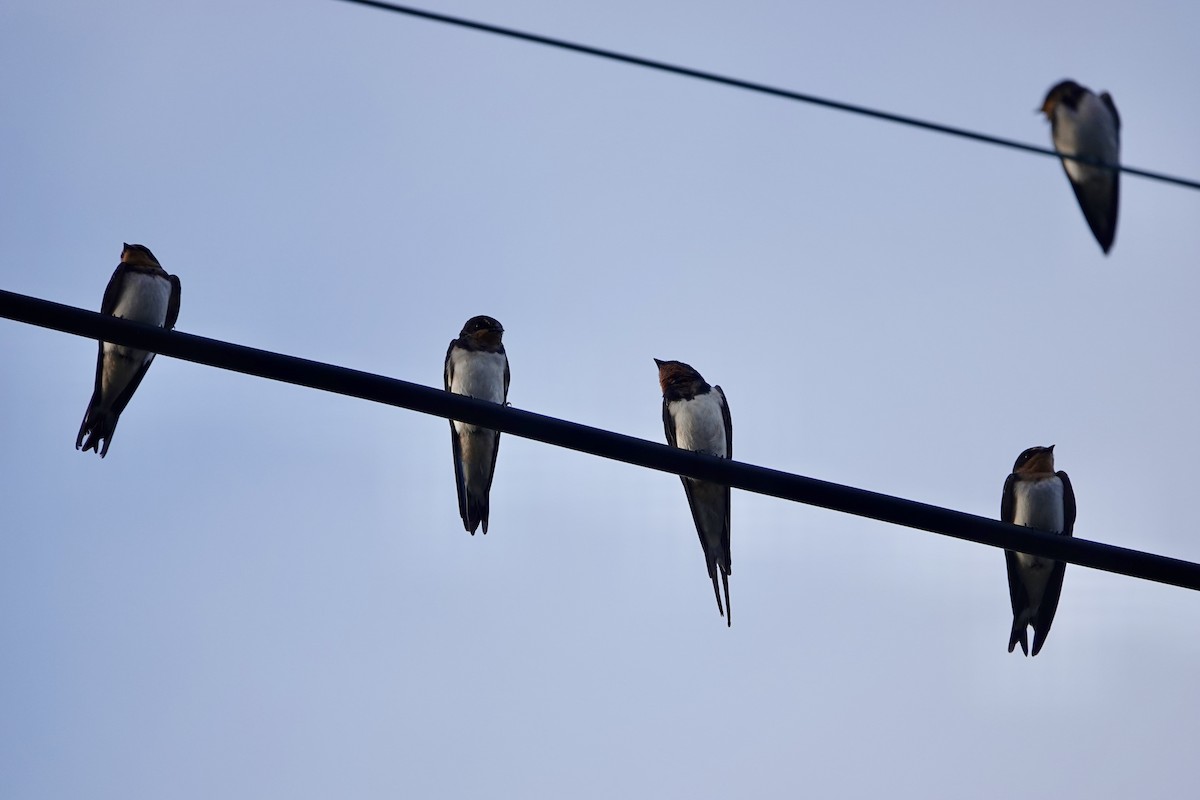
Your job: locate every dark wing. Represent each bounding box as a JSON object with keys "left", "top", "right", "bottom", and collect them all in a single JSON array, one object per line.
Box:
[
  {"left": 502, "top": 349, "right": 511, "bottom": 402},
  {"left": 1100, "top": 92, "right": 1121, "bottom": 132},
  {"left": 1030, "top": 470, "right": 1076, "bottom": 656},
  {"left": 449, "top": 424, "right": 469, "bottom": 524},
  {"left": 1100, "top": 92, "right": 1122, "bottom": 245},
  {"left": 482, "top": 351, "right": 509, "bottom": 519},
  {"left": 1001, "top": 473, "right": 1028, "bottom": 634},
  {"left": 1032, "top": 556, "right": 1068, "bottom": 657},
  {"left": 715, "top": 385, "right": 732, "bottom": 460},
  {"left": 717, "top": 387, "right": 733, "bottom": 623},
  {"left": 1000, "top": 472, "right": 1016, "bottom": 524},
  {"left": 444, "top": 341, "right": 468, "bottom": 522},
  {"left": 1057, "top": 471, "right": 1076, "bottom": 536},
  {"left": 165, "top": 274, "right": 182, "bottom": 330},
  {"left": 444, "top": 340, "right": 457, "bottom": 392},
  {"left": 661, "top": 397, "right": 677, "bottom": 449},
  {"left": 99, "top": 265, "right": 127, "bottom": 316},
  {"left": 714, "top": 385, "right": 732, "bottom": 558},
  {"left": 1065, "top": 168, "right": 1118, "bottom": 254}
]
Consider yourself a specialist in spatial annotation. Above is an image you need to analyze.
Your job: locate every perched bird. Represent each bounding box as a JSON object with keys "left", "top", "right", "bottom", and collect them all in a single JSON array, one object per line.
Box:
[
  {"left": 444, "top": 315, "right": 509, "bottom": 534},
  {"left": 1041, "top": 79, "right": 1121, "bottom": 254},
  {"left": 656, "top": 358, "right": 733, "bottom": 626},
  {"left": 76, "top": 243, "right": 181, "bottom": 457},
  {"left": 1001, "top": 444, "right": 1077, "bottom": 656}
]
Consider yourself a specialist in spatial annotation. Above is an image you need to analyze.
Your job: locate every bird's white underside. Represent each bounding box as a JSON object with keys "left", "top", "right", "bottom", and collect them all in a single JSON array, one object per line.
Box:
[
  {"left": 100, "top": 272, "right": 172, "bottom": 406},
  {"left": 448, "top": 349, "right": 507, "bottom": 435},
  {"left": 1012, "top": 476, "right": 1066, "bottom": 610},
  {"left": 1054, "top": 92, "right": 1119, "bottom": 185},
  {"left": 668, "top": 392, "right": 727, "bottom": 457}
]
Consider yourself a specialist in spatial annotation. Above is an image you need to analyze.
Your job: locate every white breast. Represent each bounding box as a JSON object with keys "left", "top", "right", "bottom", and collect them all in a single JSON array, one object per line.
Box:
[
  {"left": 112, "top": 271, "right": 172, "bottom": 325},
  {"left": 1012, "top": 476, "right": 1065, "bottom": 533},
  {"left": 669, "top": 392, "right": 727, "bottom": 457},
  {"left": 448, "top": 349, "right": 507, "bottom": 434},
  {"left": 101, "top": 273, "right": 172, "bottom": 392},
  {"left": 1054, "top": 93, "right": 1119, "bottom": 184},
  {"left": 1012, "top": 476, "right": 1066, "bottom": 574}
]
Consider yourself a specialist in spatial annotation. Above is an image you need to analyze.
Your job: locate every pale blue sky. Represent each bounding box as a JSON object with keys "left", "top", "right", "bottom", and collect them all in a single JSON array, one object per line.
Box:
[{"left": 3, "top": 1, "right": 1200, "bottom": 798}]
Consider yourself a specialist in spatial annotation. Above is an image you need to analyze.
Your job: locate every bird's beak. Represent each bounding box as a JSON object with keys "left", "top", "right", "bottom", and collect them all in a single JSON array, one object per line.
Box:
[
  {"left": 653, "top": 358, "right": 665, "bottom": 367},
  {"left": 1048, "top": 444, "right": 1056, "bottom": 452}
]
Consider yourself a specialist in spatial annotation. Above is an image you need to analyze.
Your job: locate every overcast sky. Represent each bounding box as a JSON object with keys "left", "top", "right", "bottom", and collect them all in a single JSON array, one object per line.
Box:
[{"left": 3, "top": 1, "right": 1200, "bottom": 798}]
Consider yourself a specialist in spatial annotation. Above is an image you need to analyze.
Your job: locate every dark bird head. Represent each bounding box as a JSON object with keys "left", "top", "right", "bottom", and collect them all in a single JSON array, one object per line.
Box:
[
  {"left": 654, "top": 358, "right": 710, "bottom": 398},
  {"left": 459, "top": 315, "right": 505, "bottom": 347},
  {"left": 1040, "top": 79, "right": 1087, "bottom": 119},
  {"left": 120, "top": 243, "right": 161, "bottom": 267},
  {"left": 1013, "top": 444, "right": 1056, "bottom": 474}
]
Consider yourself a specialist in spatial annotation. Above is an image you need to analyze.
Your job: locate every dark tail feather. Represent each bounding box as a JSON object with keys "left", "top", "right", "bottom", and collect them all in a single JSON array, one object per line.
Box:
[
  {"left": 463, "top": 490, "right": 489, "bottom": 535},
  {"left": 1008, "top": 618, "right": 1029, "bottom": 656},
  {"left": 1071, "top": 174, "right": 1118, "bottom": 254},
  {"left": 721, "top": 568, "right": 731, "bottom": 628},
  {"left": 1031, "top": 619, "right": 1053, "bottom": 657},
  {"left": 708, "top": 565, "right": 725, "bottom": 621},
  {"left": 76, "top": 407, "right": 116, "bottom": 458}
]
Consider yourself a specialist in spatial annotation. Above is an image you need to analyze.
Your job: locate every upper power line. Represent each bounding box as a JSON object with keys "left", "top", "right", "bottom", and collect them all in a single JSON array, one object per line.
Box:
[
  {"left": 336, "top": 0, "right": 1200, "bottom": 192},
  {"left": 4, "top": 286, "right": 1200, "bottom": 593}
]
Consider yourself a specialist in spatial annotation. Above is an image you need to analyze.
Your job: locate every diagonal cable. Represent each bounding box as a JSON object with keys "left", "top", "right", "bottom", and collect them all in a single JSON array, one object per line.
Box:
[
  {"left": 4, "top": 287, "right": 1200, "bottom": 591},
  {"left": 334, "top": 0, "right": 1200, "bottom": 190}
]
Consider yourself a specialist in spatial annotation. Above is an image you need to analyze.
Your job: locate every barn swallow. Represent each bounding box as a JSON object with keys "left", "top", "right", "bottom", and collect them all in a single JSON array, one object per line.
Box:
[
  {"left": 76, "top": 243, "right": 182, "bottom": 457},
  {"left": 656, "top": 358, "right": 733, "bottom": 626},
  {"left": 444, "top": 315, "right": 509, "bottom": 534},
  {"left": 1001, "top": 444, "right": 1077, "bottom": 656},
  {"left": 1041, "top": 79, "right": 1121, "bottom": 253}
]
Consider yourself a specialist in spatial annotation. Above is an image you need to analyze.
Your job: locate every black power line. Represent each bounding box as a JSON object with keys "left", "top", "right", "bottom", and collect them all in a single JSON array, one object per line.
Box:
[
  {"left": 4, "top": 286, "right": 1200, "bottom": 592},
  {"left": 334, "top": 0, "right": 1200, "bottom": 192}
]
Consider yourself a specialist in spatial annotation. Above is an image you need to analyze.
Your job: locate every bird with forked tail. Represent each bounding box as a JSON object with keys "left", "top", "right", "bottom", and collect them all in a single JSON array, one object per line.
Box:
[
  {"left": 1002, "top": 444, "right": 1076, "bottom": 656},
  {"left": 656, "top": 358, "right": 733, "bottom": 626},
  {"left": 1041, "top": 79, "right": 1121, "bottom": 254},
  {"left": 76, "top": 243, "right": 181, "bottom": 457},
  {"left": 444, "top": 315, "right": 509, "bottom": 534}
]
